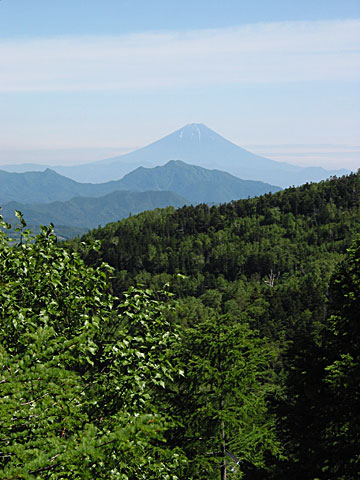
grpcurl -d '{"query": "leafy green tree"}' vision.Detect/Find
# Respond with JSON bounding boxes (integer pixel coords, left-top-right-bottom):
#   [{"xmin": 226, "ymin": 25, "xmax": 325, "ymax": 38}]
[{"xmin": 0, "ymin": 213, "xmax": 186, "ymax": 479}]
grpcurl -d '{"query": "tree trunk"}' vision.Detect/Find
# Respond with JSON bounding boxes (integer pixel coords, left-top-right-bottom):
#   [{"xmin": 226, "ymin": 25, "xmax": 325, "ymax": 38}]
[
  {"xmin": 220, "ymin": 398, "xmax": 226, "ymax": 480},
  {"xmin": 220, "ymin": 422, "xmax": 227, "ymax": 479}
]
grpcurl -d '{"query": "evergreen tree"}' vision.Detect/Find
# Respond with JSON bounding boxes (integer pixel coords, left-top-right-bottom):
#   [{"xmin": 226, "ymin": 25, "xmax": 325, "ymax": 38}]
[{"xmin": 170, "ymin": 313, "xmax": 281, "ymax": 479}]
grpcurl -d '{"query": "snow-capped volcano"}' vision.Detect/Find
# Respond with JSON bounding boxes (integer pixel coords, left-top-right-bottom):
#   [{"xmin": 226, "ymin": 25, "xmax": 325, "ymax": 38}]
[{"xmin": 87, "ymin": 123, "xmax": 346, "ymax": 186}]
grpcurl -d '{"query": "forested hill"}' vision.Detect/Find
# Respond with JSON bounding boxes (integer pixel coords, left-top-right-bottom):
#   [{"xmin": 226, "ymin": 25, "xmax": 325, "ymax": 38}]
[
  {"xmin": 70, "ymin": 172, "xmax": 360, "ymax": 479},
  {"xmin": 77, "ymin": 172, "xmax": 360, "ymax": 285}
]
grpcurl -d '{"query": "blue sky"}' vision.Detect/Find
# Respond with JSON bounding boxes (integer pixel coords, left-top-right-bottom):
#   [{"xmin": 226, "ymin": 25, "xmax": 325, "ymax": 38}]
[{"xmin": 0, "ymin": 0, "xmax": 359, "ymax": 169}]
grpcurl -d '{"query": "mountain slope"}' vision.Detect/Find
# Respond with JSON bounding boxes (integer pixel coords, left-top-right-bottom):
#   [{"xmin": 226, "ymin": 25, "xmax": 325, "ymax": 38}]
[
  {"xmin": 118, "ymin": 160, "xmax": 281, "ymax": 203},
  {"xmin": 2, "ymin": 190, "xmax": 187, "ymax": 229},
  {"xmin": 76, "ymin": 172, "xmax": 360, "ymax": 282},
  {"xmin": 0, "ymin": 124, "xmax": 348, "ymax": 186}
]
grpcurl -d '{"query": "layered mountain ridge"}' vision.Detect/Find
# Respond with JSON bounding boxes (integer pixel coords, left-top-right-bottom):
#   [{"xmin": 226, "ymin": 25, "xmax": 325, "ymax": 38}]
[
  {"xmin": 1, "ymin": 160, "xmax": 280, "ymax": 232},
  {"xmin": 0, "ymin": 160, "xmax": 280, "ymax": 206}
]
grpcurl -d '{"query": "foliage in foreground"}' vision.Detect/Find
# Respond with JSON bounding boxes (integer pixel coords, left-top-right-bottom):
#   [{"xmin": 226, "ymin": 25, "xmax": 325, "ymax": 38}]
[{"xmin": 0, "ymin": 213, "xmax": 186, "ymax": 479}]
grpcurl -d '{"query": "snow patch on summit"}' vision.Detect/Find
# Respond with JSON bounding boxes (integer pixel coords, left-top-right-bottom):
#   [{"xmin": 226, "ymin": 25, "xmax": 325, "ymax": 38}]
[
  {"xmin": 192, "ymin": 125, "xmax": 201, "ymax": 142},
  {"xmin": 178, "ymin": 123, "xmax": 203, "ymax": 143}
]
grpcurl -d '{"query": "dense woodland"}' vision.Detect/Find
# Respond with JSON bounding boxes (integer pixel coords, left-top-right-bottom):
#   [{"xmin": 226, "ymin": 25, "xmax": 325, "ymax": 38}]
[{"xmin": 1, "ymin": 172, "xmax": 360, "ymax": 479}]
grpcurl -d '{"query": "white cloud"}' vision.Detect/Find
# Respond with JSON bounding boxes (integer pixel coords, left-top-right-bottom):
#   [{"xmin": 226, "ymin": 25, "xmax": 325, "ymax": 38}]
[{"xmin": 0, "ymin": 19, "xmax": 359, "ymax": 92}]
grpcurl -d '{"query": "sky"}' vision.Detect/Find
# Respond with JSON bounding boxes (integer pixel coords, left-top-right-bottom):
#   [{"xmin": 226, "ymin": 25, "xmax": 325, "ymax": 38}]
[{"xmin": 0, "ymin": 0, "xmax": 359, "ymax": 170}]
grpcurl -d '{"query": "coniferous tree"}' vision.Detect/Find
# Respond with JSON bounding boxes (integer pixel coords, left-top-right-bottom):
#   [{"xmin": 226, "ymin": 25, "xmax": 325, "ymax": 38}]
[{"xmin": 169, "ymin": 313, "xmax": 281, "ymax": 479}]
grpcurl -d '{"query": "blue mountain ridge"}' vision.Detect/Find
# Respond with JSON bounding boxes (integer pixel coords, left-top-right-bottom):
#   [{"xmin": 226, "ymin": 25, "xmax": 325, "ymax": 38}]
[{"xmin": 0, "ymin": 159, "xmax": 281, "ymax": 206}]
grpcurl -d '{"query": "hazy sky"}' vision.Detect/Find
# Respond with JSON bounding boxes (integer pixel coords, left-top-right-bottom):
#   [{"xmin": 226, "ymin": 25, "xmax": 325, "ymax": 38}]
[{"xmin": 0, "ymin": 0, "xmax": 359, "ymax": 169}]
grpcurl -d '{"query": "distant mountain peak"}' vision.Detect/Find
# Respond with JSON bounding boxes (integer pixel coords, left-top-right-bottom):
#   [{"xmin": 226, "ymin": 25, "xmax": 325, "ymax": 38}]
[{"xmin": 165, "ymin": 159, "xmax": 186, "ymax": 166}]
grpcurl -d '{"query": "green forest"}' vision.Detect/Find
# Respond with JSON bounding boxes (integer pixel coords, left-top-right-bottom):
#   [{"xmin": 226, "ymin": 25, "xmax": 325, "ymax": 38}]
[{"xmin": 1, "ymin": 172, "xmax": 360, "ymax": 479}]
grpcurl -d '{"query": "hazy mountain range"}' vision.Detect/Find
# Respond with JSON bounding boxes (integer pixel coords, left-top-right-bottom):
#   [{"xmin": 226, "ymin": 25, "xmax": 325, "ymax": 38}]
[
  {"xmin": 0, "ymin": 160, "xmax": 280, "ymax": 206},
  {"xmin": 1, "ymin": 160, "xmax": 281, "ymax": 232},
  {"xmin": 1, "ymin": 124, "xmax": 348, "ymax": 187}
]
